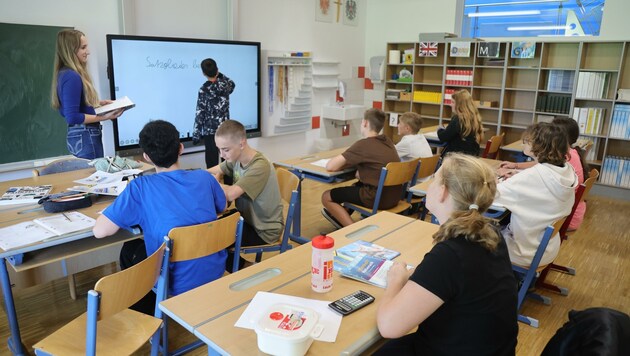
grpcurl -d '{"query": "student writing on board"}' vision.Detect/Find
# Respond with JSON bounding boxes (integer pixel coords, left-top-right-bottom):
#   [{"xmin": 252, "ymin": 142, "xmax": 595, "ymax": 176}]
[
  {"xmin": 51, "ymin": 29, "xmax": 124, "ymax": 159},
  {"xmin": 192, "ymin": 58, "xmax": 235, "ymax": 168}
]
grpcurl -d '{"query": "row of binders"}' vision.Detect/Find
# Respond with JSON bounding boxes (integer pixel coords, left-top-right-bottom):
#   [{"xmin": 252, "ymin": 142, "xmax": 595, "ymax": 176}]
[
  {"xmin": 445, "ymin": 69, "xmax": 473, "ymax": 86},
  {"xmin": 546, "ymin": 70, "xmax": 575, "ymax": 92},
  {"xmin": 576, "ymin": 71, "xmax": 611, "ymax": 99},
  {"xmin": 609, "ymin": 104, "xmax": 630, "ymax": 139},
  {"xmin": 572, "ymin": 106, "xmax": 606, "ymax": 135},
  {"xmin": 600, "ymin": 156, "xmax": 630, "ymax": 188},
  {"xmin": 537, "ymin": 94, "xmax": 571, "ymax": 115}
]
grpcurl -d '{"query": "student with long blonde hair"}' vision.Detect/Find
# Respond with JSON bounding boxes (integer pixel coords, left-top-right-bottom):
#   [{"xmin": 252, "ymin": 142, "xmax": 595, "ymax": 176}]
[
  {"xmin": 375, "ymin": 153, "xmax": 517, "ymax": 355},
  {"xmin": 51, "ymin": 29, "xmax": 123, "ymax": 159},
  {"xmin": 437, "ymin": 89, "xmax": 484, "ymax": 156}
]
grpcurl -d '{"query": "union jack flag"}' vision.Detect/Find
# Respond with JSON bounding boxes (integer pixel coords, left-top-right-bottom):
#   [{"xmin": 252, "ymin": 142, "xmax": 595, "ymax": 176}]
[{"xmin": 419, "ymin": 42, "xmax": 438, "ymax": 57}]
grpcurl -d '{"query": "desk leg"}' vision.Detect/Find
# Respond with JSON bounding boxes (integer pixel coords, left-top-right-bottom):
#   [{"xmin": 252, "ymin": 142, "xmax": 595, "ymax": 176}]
[{"xmin": 0, "ymin": 258, "xmax": 25, "ymax": 355}]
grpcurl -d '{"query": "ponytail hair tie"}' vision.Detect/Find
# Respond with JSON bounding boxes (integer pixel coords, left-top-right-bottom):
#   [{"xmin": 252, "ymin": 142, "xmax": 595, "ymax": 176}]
[{"xmin": 469, "ymin": 204, "xmax": 479, "ymax": 210}]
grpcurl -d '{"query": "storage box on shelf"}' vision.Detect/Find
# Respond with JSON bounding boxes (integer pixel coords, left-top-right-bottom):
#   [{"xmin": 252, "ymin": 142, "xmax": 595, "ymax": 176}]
[{"xmin": 383, "ymin": 40, "xmax": 630, "ymax": 191}]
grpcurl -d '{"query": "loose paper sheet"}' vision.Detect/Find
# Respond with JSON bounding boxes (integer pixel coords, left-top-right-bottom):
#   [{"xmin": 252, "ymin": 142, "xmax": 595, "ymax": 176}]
[
  {"xmin": 424, "ymin": 131, "xmax": 439, "ymax": 140},
  {"xmin": 235, "ymin": 291, "xmax": 342, "ymax": 342},
  {"xmin": 310, "ymin": 159, "xmax": 331, "ymax": 168}
]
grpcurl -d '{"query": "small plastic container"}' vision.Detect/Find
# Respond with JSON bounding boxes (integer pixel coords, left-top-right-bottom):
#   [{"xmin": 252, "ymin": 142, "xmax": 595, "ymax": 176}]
[
  {"xmin": 255, "ymin": 303, "xmax": 322, "ymax": 356},
  {"xmin": 311, "ymin": 235, "xmax": 334, "ymax": 293}
]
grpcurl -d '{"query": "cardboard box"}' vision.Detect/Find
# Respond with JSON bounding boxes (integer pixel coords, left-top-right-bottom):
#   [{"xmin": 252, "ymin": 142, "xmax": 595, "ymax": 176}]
[
  {"xmin": 474, "ymin": 100, "xmax": 497, "ymax": 108},
  {"xmin": 399, "ymin": 92, "xmax": 412, "ymax": 101}
]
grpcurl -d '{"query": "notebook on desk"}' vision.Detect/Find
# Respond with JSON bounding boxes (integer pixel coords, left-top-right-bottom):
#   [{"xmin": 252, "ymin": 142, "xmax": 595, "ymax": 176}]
[{"xmin": 0, "ymin": 211, "xmax": 95, "ymax": 251}]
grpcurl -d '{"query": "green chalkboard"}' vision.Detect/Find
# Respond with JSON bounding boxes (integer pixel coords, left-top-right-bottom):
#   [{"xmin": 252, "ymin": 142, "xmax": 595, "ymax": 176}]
[{"xmin": 0, "ymin": 23, "xmax": 70, "ymax": 165}]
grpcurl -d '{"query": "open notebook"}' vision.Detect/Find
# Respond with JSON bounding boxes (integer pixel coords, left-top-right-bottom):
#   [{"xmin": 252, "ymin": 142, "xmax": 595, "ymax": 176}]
[{"xmin": 0, "ymin": 212, "xmax": 95, "ymax": 251}]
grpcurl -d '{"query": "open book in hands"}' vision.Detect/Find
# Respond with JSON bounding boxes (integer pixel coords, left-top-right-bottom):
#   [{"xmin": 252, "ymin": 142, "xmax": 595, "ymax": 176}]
[{"xmin": 95, "ymin": 96, "xmax": 135, "ymax": 115}]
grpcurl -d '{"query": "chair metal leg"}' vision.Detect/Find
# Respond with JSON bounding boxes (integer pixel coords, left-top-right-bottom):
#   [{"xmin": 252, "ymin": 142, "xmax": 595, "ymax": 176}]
[
  {"xmin": 171, "ymin": 339, "xmax": 205, "ymax": 356},
  {"xmin": 0, "ymin": 258, "xmax": 25, "ymax": 356},
  {"xmin": 550, "ymin": 263, "xmax": 576, "ymax": 275},
  {"xmin": 536, "ymin": 265, "xmax": 570, "ymax": 296},
  {"xmin": 518, "ymin": 314, "xmax": 539, "ymax": 328},
  {"xmin": 68, "ymin": 274, "xmax": 77, "ymax": 300},
  {"xmin": 527, "ymin": 292, "xmax": 552, "ymax": 305}
]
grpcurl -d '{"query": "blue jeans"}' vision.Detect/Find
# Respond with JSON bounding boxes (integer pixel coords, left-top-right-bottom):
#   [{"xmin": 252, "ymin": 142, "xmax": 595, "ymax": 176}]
[{"xmin": 66, "ymin": 125, "xmax": 104, "ymax": 159}]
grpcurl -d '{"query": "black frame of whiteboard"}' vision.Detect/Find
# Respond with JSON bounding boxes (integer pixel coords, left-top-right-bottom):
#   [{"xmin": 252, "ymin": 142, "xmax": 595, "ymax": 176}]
[{"xmin": 105, "ymin": 34, "xmax": 261, "ymax": 155}]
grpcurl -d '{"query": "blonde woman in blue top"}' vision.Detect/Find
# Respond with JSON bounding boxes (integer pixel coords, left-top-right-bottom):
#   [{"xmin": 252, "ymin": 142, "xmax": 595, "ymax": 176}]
[{"xmin": 51, "ymin": 29, "xmax": 123, "ymax": 159}]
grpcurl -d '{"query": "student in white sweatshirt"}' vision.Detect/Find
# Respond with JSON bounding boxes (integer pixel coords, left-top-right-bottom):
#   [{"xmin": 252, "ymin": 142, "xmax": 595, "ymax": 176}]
[
  {"xmin": 494, "ymin": 122, "xmax": 577, "ymax": 267},
  {"xmin": 395, "ymin": 112, "xmax": 433, "ymax": 162}
]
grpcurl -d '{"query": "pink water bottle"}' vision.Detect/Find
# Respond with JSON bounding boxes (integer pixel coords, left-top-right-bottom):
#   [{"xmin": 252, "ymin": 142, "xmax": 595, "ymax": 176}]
[{"xmin": 311, "ymin": 235, "xmax": 334, "ymax": 293}]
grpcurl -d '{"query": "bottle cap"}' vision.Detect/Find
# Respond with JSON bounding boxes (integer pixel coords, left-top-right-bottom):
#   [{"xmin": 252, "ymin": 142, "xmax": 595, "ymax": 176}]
[{"xmin": 312, "ymin": 235, "xmax": 334, "ymax": 249}]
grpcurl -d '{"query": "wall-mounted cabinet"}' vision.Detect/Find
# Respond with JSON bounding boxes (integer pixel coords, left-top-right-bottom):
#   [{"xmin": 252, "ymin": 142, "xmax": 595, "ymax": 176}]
[
  {"xmin": 312, "ymin": 61, "xmax": 339, "ymax": 89},
  {"xmin": 383, "ymin": 40, "xmax": 630, "ymax": 190}
]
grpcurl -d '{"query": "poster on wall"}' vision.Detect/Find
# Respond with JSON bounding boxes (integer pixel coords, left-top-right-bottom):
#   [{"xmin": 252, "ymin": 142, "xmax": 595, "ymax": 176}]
[
  {"xmin": 510, "ymin": 41, "xmax": 536, "ymax": 58},
  {"xmin": 343, "ymin": 0, "xmax": 358, "ymax": 26},
  {"xmin": 315, "ymin": 0, "xmax": 333, "ymax": 23},
  {"xmin": 450, "ymin": 42, "xmax": 471, "ymax": 57},
  {"xmin": 477, "ymin": 42, "xmax": 500, "ymax": 58}
]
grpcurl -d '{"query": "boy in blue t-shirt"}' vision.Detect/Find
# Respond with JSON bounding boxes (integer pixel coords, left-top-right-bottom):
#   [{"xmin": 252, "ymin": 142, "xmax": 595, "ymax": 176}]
[{"xmin": 93, "ymin": 120, "xmax": 226, "ymax": 313}]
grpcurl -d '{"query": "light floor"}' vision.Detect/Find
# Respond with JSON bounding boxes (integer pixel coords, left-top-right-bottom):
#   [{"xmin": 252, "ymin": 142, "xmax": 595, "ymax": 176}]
[{"xmin": 1, "ymin": 178, "xmax": 628, "ymax": 355}]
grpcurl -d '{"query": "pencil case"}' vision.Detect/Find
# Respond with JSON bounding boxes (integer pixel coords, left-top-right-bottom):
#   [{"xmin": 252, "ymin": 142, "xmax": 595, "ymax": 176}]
[{"xmin": 40, "ymin": 195, "xmax": 92, "ymax": 213}]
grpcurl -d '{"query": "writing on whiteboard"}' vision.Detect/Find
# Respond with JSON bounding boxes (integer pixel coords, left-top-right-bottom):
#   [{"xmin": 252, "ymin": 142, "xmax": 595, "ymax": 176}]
[{"xmin": 145, "ymin": 57, "xmax": 204, "ymax": 70}]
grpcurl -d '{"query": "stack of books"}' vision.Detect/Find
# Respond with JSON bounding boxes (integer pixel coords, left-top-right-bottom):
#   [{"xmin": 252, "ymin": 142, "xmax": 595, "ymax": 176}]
[
  {"xmin": 413, "ymin": 90, "xmax": 442, "ymax": 103},
  {"xmin": 609, "ymin": 104, "xmax": 630, "ymax": 139},
  {"xmin": 576, "ymin": 71, "xmax": 611, "ymax": 99},
  {"xmin": 600, "ymin": 156, "xmax": 630, "ymax": 188},
  {"xmin": 546, "ymin": 70, "xmax": 575, "ymax": 92},
  {"xmin": 572, "ymin": 107, "xmax": 606, "ymax": 135},
  {"xmin": 445, "ymin": 69, "xmax": 473, "ymax": 86}
]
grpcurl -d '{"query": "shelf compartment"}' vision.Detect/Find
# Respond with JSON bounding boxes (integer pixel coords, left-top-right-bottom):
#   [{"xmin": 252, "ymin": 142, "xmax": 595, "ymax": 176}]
[
  {"xmin": 505, "ymin": 68, "xmax": 539, "ymax": 90},
  {"xmin": 471, "ymin": 87, "xmax": 501, "ymax": 104},
  {"xmin": 503, "ymin": 90, "xmax": 536, "ymax": 111},
  {"xmin": 580, "ymin": 42, "xmax": 624, "ymax": 71},
  {"xmin": 501, "ymin": 111, "xmax": 534, "ymax": 127},
  {"xmin": 619, "ymin": 43, "xmax": 630, "ymax": 89},
  {"xmin": 541, "ymin": 42, "xmax": 579, "ymax": 69},
  {"xmin": 412, "ymin": 102, "xmax": 441, "ymax": 118},
  {"xmin": 473, "ymin": 67, "xmax": 503, "ymax": 88},
  {"xmin": 481, "ymin": 108, "xmax": 499, "ymax": 125},
  {"xmin": 384, "ymin": 100, "xmax": 412, "ymax": 113},
  {"xmin": 413, "ymin": 66, "xmax": 443, "ymax": 84}
]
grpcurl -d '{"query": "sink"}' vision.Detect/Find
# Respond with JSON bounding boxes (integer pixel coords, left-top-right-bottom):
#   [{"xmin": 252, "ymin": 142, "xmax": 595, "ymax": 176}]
[{"xmin": 321, "ymin": 104, "xmax": 365, "ymax": 121}]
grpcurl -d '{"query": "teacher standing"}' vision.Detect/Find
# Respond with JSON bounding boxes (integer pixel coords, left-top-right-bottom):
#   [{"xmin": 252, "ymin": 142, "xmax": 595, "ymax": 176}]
[{"xmin": 51, "ymin": 29, "xmax": 123, "ymax": 159}]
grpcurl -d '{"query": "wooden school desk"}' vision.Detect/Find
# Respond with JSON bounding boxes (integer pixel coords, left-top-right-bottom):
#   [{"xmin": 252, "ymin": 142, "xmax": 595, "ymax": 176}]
[
  {"xmin": 274, "ymin": 147, "xmax": 355, "ymax": 244},
  {"xmin": 160, "ymin": 212, "xmax": 439, "ymax": 355},
  {"xmin": 0, "ymin": 164, "xmax": 151, "ymax": 355}
]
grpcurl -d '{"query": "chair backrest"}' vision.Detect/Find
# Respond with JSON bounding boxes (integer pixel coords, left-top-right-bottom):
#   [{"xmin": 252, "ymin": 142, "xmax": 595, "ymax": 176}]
[
  {"xmin": 482, "ymin": 132, "xmax": 505, "ymax": 159},
  {"xmin": 383, "ymin": 159, "xmax": 421, "ymax": 187},
  {"xmin": 33, "ymin": 158, "xmax": 91, "ymax": 177},
  {"xmin": 276, "ymin": 168, "xmax": 300, "ymax": 206},
  {"xmin": 168, "ymin": 212, "xmax": 242, "ymax": 264},
  {"xmin": 559, "ymin": 184, "xmax": 586, "ymax": 240},
  {"xmin": 582, "ymin": 169, "xmax": 599, "ymax": 200},
  {"xmin": 93, "ymin": 242, "xmax": 168, "ymax": 321},
  {"xmin": 417, "ymin": 154, "xmax": 440, "ymax": 180}
]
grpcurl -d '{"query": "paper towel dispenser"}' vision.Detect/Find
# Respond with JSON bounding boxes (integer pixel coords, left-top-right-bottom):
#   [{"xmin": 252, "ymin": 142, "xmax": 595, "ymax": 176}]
[{"xmin": 369, "ymin": 56, "xmax": 385, "ymax": 83}]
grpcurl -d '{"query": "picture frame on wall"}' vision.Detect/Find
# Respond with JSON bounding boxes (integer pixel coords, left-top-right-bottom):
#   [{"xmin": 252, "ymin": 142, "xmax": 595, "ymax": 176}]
[
  {"xmin": 450, "ymin": 42, "xmax": 471, "ymax": 57},
  {"xmin": 315, "ymin": 0, "xmax": 333, "ymax": 23},
  {"xmin": 511, "ymin": 41, "xmax": 536, "ymax": 59},
  {"xmin": 343, "ymin": 0, "xmax": 358, "ymax": 26},
  {"xmin": 477, "ymin": 42, "xmax": 500, "ymax": 58}
]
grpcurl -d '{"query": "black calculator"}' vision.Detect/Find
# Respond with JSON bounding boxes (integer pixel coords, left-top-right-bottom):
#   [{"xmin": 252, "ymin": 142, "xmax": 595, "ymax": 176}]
[{"xmin": 328, "ymin": 290, "xmax": 375, "ymax": 316}]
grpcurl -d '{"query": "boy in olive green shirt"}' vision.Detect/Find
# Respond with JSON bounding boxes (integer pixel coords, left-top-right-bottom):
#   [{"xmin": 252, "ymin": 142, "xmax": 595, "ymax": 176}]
[{"xmin": 208, "ymin": 120, "xmax": 283, "ymax": 267}]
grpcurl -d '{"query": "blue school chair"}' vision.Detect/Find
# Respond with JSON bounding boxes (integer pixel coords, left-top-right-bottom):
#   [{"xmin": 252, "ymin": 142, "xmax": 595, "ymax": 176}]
[
  {"xmin": 239, "ymin": 168, "xmax": 300, "ymax": 262},
  {"xmin": 33, "ymin": 241, "xmax": 169, "ymax": 356},
  {"xmin": 160, "ymin": 213, "xmax": 244, "ymax": 355},
  {"xmin": 344, "ymin": 159, "xmax": 420, "ymax": 218},
  {"xmin": 512, "ymin": 217, "xmax": 566, "ymax": 328}
]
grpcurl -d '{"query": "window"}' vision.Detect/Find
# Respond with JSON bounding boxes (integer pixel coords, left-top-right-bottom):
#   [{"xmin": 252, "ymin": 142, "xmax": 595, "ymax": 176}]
[{"xmin": 461, "ymin": 0, "xmax": 606, "ymax": 38}]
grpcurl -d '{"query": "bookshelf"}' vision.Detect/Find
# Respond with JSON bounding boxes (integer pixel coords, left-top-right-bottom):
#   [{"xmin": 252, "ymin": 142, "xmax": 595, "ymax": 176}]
[{"xmin": 383, "ymin": 40, "xmax": 630, "ymax": 190}]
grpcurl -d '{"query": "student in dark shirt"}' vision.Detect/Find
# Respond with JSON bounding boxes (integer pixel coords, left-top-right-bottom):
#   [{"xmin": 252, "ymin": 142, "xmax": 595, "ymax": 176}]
[
  {"xmin": 376, "ymin": 153, "xmax": 518, "ymax": 356},
  {"xmin": 437, "ymin": 89, "xmax": 484, "ymax": 156}
]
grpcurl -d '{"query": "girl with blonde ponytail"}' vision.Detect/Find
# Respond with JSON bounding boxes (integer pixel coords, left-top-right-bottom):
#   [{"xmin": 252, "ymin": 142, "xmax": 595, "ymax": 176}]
[
  {"xmin": 375, "ymin": 153, "xmax": 517, "ymax": 355},
  {"xmin": 51, "ymin": 29, "xmax": 124, "ymax": 159}
]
